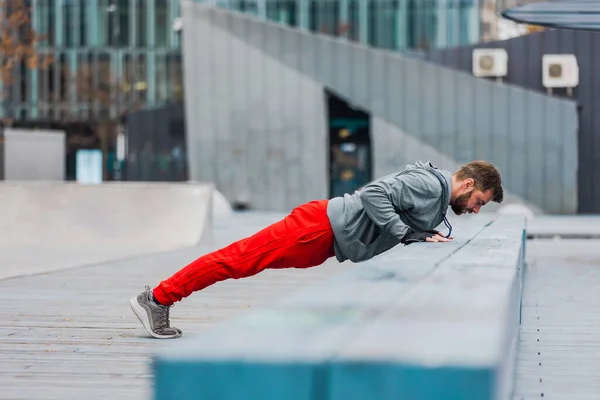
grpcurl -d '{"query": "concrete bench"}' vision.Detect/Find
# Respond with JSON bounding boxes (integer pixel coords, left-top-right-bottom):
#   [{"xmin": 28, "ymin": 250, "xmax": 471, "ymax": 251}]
[{"xmin": 153, "ymin": 215, "xmax": 526, "ymax": 400}]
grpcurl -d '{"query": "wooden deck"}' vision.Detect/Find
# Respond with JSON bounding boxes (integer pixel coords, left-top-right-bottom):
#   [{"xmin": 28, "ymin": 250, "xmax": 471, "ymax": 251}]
[
  {"xmin": 4, "ymin": 212, "xmax": 600, "ymax": 399},
  {"xmin": 0, "ymin": 212, "xmax": 347, "ymax": 400},
  {"xmin": 514, "ymin": 238, "xmax": 600, "ymax": 399}
]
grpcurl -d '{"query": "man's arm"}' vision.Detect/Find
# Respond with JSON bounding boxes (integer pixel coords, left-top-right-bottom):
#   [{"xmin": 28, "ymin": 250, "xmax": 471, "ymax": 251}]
[
  {"xmin": 358, "ymin": 175, "xmax": 416, "ymax": 240},
  {"xmin": 358, "ymin": 173, "xmax": 449, "ymax": 243}
]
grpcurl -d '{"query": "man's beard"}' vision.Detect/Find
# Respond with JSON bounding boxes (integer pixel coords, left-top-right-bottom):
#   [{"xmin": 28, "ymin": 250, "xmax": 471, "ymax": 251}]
[{"xmin": 451, "ymin": 191, "xmax": 473, "ymax": 215}]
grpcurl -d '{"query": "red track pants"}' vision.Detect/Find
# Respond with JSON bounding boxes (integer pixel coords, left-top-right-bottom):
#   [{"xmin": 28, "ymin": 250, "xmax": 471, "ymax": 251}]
[{"xmin": 153, "ymin": 199, "xmax": 336, "ymax": 306}]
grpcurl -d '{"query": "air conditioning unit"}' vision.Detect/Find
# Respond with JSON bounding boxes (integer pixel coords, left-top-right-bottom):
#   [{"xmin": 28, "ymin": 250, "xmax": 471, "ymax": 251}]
[
  {"xmin": 472, "ymin": 48, "xmax": 508, "ymax": 78},
  {"xmin": 542, "ymin": 54, "xmax": 579, "ymax": 88}
]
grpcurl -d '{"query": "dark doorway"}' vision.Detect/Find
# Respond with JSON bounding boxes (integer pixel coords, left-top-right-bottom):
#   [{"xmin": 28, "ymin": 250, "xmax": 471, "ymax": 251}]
[{"xmin": 326, "ymin": 90, "xmax": 372, "ymax": 198}]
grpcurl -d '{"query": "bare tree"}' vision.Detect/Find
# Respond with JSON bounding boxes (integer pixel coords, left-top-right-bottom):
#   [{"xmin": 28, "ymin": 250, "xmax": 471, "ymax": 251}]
[{"xmin": 0, "ymin": 0, "xmax": 52, "ymax": 123}]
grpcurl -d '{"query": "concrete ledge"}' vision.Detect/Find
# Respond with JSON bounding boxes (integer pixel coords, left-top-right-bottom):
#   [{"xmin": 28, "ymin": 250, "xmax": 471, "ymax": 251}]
[{"xmin": 153, "ymin": 215, "xmax": 526, "ymax": 400}]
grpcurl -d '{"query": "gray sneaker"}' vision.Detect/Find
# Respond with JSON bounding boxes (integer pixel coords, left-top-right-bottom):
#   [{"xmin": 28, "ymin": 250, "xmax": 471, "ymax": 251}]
[{"xmin": 129, "ymin": 286, "xmax": 182, "ymax": 339}]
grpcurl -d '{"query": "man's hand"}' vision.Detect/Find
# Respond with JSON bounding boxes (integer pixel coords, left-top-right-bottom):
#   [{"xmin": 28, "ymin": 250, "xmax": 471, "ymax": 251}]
[
  {"xmin": 425, "ymin": 232, "xmax": 452, "ymax": 243},
  {"xmin": 402, "ymin": 229, "xmax": 452, "ymax": 245}
]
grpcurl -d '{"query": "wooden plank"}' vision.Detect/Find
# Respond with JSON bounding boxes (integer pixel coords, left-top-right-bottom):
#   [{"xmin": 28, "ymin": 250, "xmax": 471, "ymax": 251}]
[
  {"xmin": 0, "ymin": 212, "xmax": 347, "ymax": 400},
  {"xmin": 513, "ymin": 238, "xmax": 600, "ymax": 399}
]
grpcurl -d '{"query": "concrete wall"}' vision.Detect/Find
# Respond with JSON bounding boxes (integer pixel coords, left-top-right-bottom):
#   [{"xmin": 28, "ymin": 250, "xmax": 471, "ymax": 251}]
[
  {"xmin": 183, "ymin": 2, "xmax": 328, "ymax": 210},
  {"xmin": 1, "ymin": 128, "xmax": 65, "ymax": 181},
  {"xmin": 182, "ymin": 2, "xmax": 579, "ymax": 213}
]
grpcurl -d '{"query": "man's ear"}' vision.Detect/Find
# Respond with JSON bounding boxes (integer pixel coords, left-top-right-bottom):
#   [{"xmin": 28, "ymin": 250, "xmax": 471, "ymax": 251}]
[{"xmin": 463, "ymin": 178, "xmax": 475, "ymax": 190}]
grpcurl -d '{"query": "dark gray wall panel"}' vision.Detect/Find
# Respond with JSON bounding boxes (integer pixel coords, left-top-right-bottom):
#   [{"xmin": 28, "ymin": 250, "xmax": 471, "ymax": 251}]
[{"xmin": 425, "ymin": 29, "xmax": 596, "ymax": 212}]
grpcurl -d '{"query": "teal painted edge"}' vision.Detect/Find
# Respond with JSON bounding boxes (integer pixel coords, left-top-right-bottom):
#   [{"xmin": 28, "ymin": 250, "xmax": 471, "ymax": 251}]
[
  {"xmin": 329, "ymin": 362, "xmax": 495, "ymax": 400},
  {"xmin": 153, "ymin": 357, "xmax": 495, "ymax": 400},
  {"xmin": 153, "ymin": 358, "xmax": 326, "ymax": 400},
  {"xmin": 520, "ymin": 227, "xmax": 527, "ymax": 326}
]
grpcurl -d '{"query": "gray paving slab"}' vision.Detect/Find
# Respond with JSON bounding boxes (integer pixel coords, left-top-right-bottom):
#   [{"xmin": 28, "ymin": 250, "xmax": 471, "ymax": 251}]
[
  {"xmin": 0, "ymin": 211, "xmax": 347, "ymax": 400},
  {"xmin": 526, "ymin": 216, "xmax": 600, "ymax": 238},
  {"xmin": 513, "ymin": 239, "xmax": 600, "ymax": 400}
]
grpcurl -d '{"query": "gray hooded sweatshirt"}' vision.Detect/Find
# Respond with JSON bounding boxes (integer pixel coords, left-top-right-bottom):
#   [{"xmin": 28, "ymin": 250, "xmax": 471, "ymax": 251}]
[{"xmin": 326, "ymin": 161, "xmax": 452, "ymax": 263}]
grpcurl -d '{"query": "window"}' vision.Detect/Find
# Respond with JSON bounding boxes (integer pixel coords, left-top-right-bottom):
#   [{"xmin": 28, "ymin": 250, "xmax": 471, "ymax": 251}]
[
  {"xmin": 44, "ymin": 0, "xmax": 56, "ymax": 46},
  {"xmin": 107, "ymin": 0, "xmax": 129, "ymax": 47},
  {"xmin": 118, "ymin": 0, "xmax": 130, "ymax": 46},
  {"xmin": 166, "ymin": 53, "xmax": 183, "ymax": 101},
  {"xmin": 95, "ymin": 52, "xmax": 113, "ymax": 116},
  {"xmin": 458, "ymin": 0, "xmax": 471, "ymax": 45},
  {"xmin": 19, "ymin": 61, "xmax": 28, "ymax": 103},
  {"xmin": 57, "ymin": 53, "xmax": 68, "ymax": 103},
  {"xmin": 322, "ymin": 0, "xmax": 340, "ymax": 35},
  {"xmin": 155, "ymin": 54, "xmax": 168, "ymax": 102},
  {"xmin": 123, "ymin": 53, "xmax": 135, "ymax": 105},
  {"xmin": 61, "ymin": 0, "xmax": 88, "ymax": 47},
  {"xmin": 368, "ymin": 0, "xmax": 398, "ymax": 49},
  {"xmin": 79, "ymin": 1, "xmax": 87, "ymax": 46},
  {"xmin": 136, "ymin": 0, "xmax": 147, "ymax": 47},
  {"xmin": 38, "ymin": 55, "xmax": 48, "ymax": 104},
  {"xmin": 406, "ymin": 0, "xmax": 438, "ymax": 51},
  {"xmin": 266, "ymin": 1, "xmax": 297, "ymax": 26},
  {"xmin": 155, "ymin": 0, "xmax": 169, "ymax": 47},
  {"xmin": 97, "ymin": 0, "xmax": 108, "ymax": 46},
  {"xmin": 63, "ymin": 0, "xmax": 73, "ymax": 47},
  {"xmin": 407, "ymin": 0, "xmax": 436, "ymax": 51},
  {"xmin": 76, "ymin": 52, "xmax": 93, "ymax": 104},
  {"xmin": 136, "ymin": 54, "xmax": 147, "ymax": 104},
  {"xmin": 107, "ymin": 0, "xmax": 117, "ymax": 46},
  {"xmin": 46, "ymin": 53, "xmax": 69, "ymax": 119},
  {"xmin": 309, "ymin": 0, "xmax": 339, "ymax": 35},
  {"xmin": 348, "ymin": 0, "xmax": 359, "ymax": 41},
  {"xmin": 122, "ymin": 53, "xmax": 148, "ymax": 106},
  {"xmin": 237, "ymin": 1, "xmax": 259, "ymax": 16},
  {"xmin": 36, "ymin": 0, "xmax": 54, "ymax": 47}
]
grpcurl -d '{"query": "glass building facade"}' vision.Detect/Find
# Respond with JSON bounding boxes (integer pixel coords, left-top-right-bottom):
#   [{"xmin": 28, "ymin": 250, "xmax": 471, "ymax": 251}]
[
  {"xmin": 219, "ymin": 0, "xmax": 482, "ymax": 52},
  {"xmin": 4, "ymin": 0, "xmax": 184, "ymax": 121},
  {"xmin": 3, "ymin": 0, "xmax": 480, "ymax": 121}
]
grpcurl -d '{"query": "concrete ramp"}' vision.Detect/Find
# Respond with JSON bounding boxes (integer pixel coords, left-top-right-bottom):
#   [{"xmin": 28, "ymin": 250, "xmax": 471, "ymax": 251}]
[{"xmin": 0, "ymin": 182, "xmax": 214, "ymax": 280}]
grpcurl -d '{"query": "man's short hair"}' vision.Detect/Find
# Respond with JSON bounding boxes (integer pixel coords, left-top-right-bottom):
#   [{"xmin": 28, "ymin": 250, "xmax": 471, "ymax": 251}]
[{"xmin": 455, "ymin": 161, "xmax": 504, "ymax": 203}]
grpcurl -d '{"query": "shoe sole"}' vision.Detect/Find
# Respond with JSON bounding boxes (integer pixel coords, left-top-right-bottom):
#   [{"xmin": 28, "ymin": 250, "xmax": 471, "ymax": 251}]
[{"xmin": 129, "ymin": 297, "xmax": 182, "ymax": 339}]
